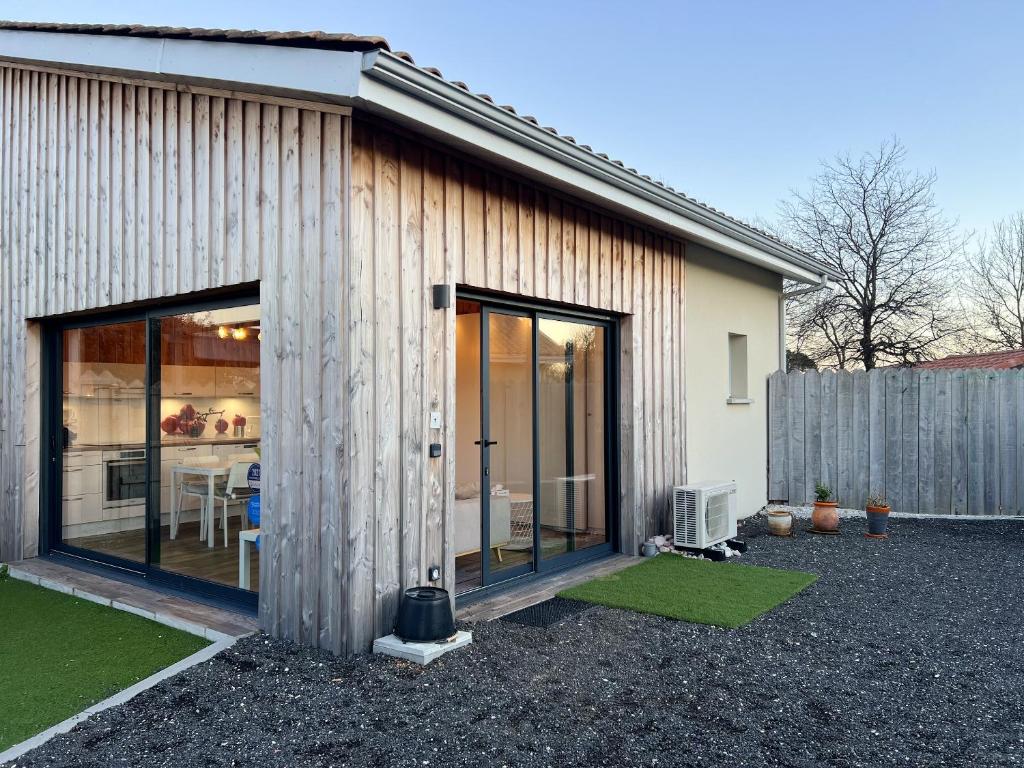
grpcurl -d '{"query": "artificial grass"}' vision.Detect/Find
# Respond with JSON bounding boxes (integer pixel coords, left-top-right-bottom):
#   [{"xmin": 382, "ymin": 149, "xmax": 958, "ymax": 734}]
[
  {"xmin": 559, "ymin": 554, "xmax": 817, "ymax": 629},
  {"xmin": 0, "ymin": 576, "xmax": 209, "ymax": 751}
]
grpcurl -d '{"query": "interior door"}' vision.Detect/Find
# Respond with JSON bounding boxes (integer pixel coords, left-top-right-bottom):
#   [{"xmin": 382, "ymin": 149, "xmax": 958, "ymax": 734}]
[{"xmin": 480, "ymin": 307, "xmax": 537, "ymax": 586}]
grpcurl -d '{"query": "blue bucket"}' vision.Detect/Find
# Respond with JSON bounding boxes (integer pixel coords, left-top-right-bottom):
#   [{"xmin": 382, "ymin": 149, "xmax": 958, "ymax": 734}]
[{"xmin": 247, "ymin": 495, "xmax": 261, "ymax": 551}]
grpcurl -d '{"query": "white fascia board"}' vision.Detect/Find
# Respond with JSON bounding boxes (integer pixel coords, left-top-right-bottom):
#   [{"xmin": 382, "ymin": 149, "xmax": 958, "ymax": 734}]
[
  {"xmin": 0, "ymin": 30, "xmax": 364, "ymax": 104},
  {"xmin": 357, "ymin": 51, "xmax": 835, "ymax": 285}
]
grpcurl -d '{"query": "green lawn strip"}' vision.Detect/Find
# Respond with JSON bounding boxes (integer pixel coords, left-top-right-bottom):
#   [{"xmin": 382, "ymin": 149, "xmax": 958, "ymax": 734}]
[
  {"xmin": 0, "ymin": 577, "xmax": 209, "ymax": 751},
  {"xmin": 559, "ymin": 554, "xmax": 817, "ymax": 628}
]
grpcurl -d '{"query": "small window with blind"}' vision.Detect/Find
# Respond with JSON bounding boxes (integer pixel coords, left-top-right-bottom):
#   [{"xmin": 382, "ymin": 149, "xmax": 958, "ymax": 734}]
[{"xmin": 728, "ymin": 333, "xmax": 751, "ymax": 403}]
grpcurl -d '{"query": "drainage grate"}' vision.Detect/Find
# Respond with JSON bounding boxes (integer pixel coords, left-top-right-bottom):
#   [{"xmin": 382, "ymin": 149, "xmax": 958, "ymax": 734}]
[{"xmin": 500, "ymin": 597, "xmax": 594, "ymax": 628}]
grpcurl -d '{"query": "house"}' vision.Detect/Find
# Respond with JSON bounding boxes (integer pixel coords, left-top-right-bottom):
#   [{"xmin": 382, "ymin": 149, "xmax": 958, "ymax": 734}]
[
  {"xmin": 916, "ymin": 349, "xmax": 1024, "ymax": 370},
  {"xmin": 0, "ymin": 22, "xmax": 839, "ymax": 654}
]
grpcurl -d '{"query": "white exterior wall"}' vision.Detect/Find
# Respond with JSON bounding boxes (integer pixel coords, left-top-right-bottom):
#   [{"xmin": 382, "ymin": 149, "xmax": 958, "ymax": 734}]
[{"xmin": 684, "ymin": 243, "xmax": 782, "ymax": 518}]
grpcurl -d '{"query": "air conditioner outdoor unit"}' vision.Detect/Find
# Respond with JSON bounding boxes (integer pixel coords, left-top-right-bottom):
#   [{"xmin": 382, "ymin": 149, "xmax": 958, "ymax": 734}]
[{"xmin": 672, "ymin": 481, "xmax": 738, "ymax": 550}]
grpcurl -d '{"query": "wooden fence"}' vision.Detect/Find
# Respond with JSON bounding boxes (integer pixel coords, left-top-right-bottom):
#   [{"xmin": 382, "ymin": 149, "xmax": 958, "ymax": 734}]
[{"xmin": 768, "ymin": 368, "xmax": 1024, "ymax": 516}]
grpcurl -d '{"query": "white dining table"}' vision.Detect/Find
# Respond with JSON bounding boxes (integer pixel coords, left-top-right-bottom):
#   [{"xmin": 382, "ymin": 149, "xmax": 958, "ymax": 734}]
[
  {"xmin": 239, "ymin": 528, "xmax": 260, "ymax": 590},
  {"xmin": 171, "ymin": 463, "xmax": 230, "ymax": 548}
]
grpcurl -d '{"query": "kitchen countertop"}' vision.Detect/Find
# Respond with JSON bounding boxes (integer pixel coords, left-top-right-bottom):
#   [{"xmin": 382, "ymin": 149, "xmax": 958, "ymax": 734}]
[{"xmin": 65, "ymin": 436, "xmax": 261, "ymax": 453}]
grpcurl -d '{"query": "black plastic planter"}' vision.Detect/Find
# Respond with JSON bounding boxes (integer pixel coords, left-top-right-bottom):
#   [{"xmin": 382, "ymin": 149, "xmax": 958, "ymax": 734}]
[{"xmin": 394, "ymin": 586, "xmax": 456, "ymax": 643}]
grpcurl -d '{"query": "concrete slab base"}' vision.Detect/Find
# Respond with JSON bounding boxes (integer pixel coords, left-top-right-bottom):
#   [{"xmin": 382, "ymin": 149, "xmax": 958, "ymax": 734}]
[
  {"xmin": 4, "ymin": 558, "xmax": 256, "ymax": 640},
  {"xmin": 373, "ymin": 631, "xmax": 472, "ymax": 664}
]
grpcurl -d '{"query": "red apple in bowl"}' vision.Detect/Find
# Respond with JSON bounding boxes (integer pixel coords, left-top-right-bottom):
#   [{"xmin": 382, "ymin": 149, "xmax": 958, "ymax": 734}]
[
  {"xmin": 215, "ymin": 418, "xmax": 229, "ymax": 434},
  {"xmin": 179, "ymin": 404, "xmax": 196, "ymax": 422},
  {"xmin": 160, "ymin": 414, "xmax": 179, "ymax": 435}
]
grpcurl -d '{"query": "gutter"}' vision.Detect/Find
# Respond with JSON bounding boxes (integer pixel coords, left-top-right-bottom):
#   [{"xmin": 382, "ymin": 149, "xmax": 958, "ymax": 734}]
[{"xmin": 778, "ymin": 275, "xmax": 830, "ymax": 370}]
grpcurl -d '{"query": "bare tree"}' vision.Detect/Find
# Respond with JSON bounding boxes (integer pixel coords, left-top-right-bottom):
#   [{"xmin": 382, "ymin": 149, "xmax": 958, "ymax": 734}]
[
  {"xmin": 964, "ymin": 212, "xmax": 1024, "ymax": 349},
  {"xmin": 781, "ymin": 140, "xmax": 964, "ymax": 370}
]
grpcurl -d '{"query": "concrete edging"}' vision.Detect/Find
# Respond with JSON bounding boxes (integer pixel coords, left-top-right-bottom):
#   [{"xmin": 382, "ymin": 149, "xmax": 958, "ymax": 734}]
[
  {"xmin": 0, "ymin": 635, "xmax": 236, "ymax": 764},
  {"xmin": 763, "ymin": 505, "xmax": 1024, "ymax": 522}
]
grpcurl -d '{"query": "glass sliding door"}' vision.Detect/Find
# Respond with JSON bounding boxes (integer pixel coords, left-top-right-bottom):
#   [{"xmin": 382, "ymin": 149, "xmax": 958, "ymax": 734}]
[
  {"xmin": 60, "ymin": 321, "xmax": 147, "ymax": 562},
  {"xmin": 453, "ymin": 299, "xmax": 484, "ymax": 592},
  {"xmin": 151, "ymin": 303, "xmax": 261, "ymax": 591},
  {"xmin": 49, "ymin": 295, "xmax": 261, "ymax": 603},
  {"xmin": 453, "ymin": 297, "xmax": 614, "ymax": 596},
  {"xmin": 537, "ymin": 318, "xmax": 607, "ymax": 561},
  {"xmin": 481, "ymin": 308, "xmax": 536, "ymax": 584}
]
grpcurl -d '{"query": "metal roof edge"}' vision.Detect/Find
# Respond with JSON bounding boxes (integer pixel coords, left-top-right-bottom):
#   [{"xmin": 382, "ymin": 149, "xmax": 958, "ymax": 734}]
[{"xmin": 361, "ymin": 50, "xmax": 840, "ymax": 284}]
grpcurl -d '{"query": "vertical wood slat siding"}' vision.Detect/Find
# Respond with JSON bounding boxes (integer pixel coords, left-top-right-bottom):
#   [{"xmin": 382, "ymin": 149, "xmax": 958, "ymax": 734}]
[
  {"xmin": 344, "ymin": 119, "xmax": 686, "ymax": 648},
  {"xmin": 2, "ymin": 66, "xmax": 689, "ymax": 655},
  {"xmin": 768, "ymin": 368, "xmax": 1024, "ymax": 515},
  {"xmin": 0, "ymin": 68, "xmax": 348, "ymax": 651}
]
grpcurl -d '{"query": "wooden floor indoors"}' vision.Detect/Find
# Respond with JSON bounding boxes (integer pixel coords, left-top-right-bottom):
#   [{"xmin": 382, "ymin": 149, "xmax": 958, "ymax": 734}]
[
  {"xmin": 455, "ymin": 528, "xmax": 607, "ymax": 593},
  {"xmin": 65, "ymin": 518, "xmax": 258, "ymax": 592}
]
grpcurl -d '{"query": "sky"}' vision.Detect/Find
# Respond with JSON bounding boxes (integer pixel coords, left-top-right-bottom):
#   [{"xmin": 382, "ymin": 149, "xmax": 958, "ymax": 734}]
[{"xmin": 4, "ymin": 0, "xmax": 1023, "ymax": 238}]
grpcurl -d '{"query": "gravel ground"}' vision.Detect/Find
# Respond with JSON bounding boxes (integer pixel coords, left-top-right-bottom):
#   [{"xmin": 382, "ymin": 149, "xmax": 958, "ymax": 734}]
[{"xmin": 8, "ymin": 516, "xmax": 1024, "ymax": 768}]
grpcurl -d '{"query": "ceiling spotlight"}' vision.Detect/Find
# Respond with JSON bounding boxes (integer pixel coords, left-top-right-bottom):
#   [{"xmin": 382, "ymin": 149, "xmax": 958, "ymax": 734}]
[
  {"xmin": 217, "ymin": 326, "xmax": 230, "ymax": 339},
  {"xmin": 231, "ymin": 327, "xmax": 248, "ymax": 341}
]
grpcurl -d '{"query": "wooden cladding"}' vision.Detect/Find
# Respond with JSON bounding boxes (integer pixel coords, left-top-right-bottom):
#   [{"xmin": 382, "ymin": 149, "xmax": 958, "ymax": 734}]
[
  {"xmin": 1, "ymin": 61, "xmax": 687, "ymax": 656},
  {"xmin": 344, "ymin": 118, "xmax": 686, "ymax": 651},
  {"xmin": 0, "ymin": 66, "xmax": 347, "ymax": 655}
]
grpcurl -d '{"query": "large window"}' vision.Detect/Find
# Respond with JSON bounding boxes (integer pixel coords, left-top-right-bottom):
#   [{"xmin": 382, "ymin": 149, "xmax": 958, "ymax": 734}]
[{"xmin": 54, "ymin": 296, "xmax": 261, "ymax": 599}]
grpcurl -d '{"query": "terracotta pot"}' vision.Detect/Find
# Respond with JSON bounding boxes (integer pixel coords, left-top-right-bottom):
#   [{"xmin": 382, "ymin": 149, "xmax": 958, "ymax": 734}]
[
  {"xmin": 866, "ymin": 504, "xmax": 891, "ymax": 538},
  {"xmin": 812, "ymin": 501, "xmax": 839, "ymax": 532},
  {"xmin": 767, "ymin": 509, "xmax": 793, "ymax": 536}
]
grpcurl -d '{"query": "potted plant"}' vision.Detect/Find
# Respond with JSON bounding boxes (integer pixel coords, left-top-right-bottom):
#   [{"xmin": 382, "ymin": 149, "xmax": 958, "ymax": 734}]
[
  {"xmin": 766, "ymin": 506, "xmax": 794, "ymax": 536},
  {"xmin": 811, "ymin": 483, "xmax": 839, "ymax": 532},
  {"xmin": 865, "ymin": 492, "xmax": 891, "ymax": 539}
]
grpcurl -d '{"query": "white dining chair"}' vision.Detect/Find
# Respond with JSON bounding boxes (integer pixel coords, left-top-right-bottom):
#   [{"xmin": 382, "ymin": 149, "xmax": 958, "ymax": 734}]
[
  {"xmin": 175, "ymin": 455, "xmax": 222, "ymax": 542},
  {"xmin": 209, "ymin": 455, "xmax": 260, "ymax": 547}
]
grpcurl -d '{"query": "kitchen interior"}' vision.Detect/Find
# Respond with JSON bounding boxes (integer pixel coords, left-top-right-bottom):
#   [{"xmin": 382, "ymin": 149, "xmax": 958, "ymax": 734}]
[{"xmin": 61, "ymin": 303, "xmax": 261, "ymax": 592}]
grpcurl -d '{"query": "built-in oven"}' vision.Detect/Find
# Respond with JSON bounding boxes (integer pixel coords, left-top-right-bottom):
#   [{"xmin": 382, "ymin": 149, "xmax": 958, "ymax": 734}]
[{"xmin": 101, "ymin": 448, "xmax": 147, "ymax": 510}]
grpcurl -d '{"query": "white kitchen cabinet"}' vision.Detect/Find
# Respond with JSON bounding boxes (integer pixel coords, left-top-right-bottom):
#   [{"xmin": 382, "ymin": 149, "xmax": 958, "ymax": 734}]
[
  {"xmin": 159, "ymin": 444, "xmax": 214, "ymax": 461},
  {"xmin": 210, "ymin": 442, "xmax": 260, "ymax": 461},
  {"xmin": 62, "ymin": 461, "xmax": 102, "ymax": 496},
  {"xmin": 215, "ymin": 365, "xmax": 260, "ymax": 398},
  {"xmin": 161, "ymin": 364, "xmax": 216, "ymax": 398},
  {"xmin": 103, "ymin": 502, "xmax": 145, "ymax": 523},
  {"xmin": 64, "ymin": 450, "xmax": 101, "ymax": 469},
  {"xmin": 63, "ymin": 362, "xmax": 145, "ymax": 398},
  {"xmin": 62, "ymin": 493, "xmax": 103, "ymax": 525}
]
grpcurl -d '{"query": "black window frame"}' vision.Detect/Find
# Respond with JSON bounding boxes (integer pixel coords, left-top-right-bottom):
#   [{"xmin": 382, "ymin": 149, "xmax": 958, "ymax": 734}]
[
  {"xmin": 39, "ymin": 286, "xmax": 261, "ymax": 611},
  {"xmin": 458, "ymin": 288, "xmax": 622, "ymax": 596}
]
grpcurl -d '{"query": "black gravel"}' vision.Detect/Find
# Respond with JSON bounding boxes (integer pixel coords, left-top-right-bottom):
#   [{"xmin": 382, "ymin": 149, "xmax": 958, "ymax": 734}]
[{"xmin": 8, "ymin": 516, "xmax": 1024, "ymax": 767}]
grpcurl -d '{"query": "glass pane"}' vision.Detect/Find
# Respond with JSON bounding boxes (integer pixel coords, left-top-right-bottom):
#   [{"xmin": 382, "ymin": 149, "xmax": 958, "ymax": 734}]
[
  {"xmin": 454, "ymin": 300, "xmax": 482, "ymax": 593},
  {"xmin": 487, "ymin": 312, "xmax": 535, "ymax": 578},
  {"xmin": 538, "ymin": 319, "xmax": 607, "ymax": 559},
  {"xmin": 153, "ymin": 303, "xmax": 261, "ymax": 591},
  {"xmin": 61, "ymin": 321, "xmax": 147, "ymax": 562}
]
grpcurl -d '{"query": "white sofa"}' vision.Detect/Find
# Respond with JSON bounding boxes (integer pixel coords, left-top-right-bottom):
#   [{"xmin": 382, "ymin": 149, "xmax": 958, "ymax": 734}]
[{"xmin": 454, "ymin": 491, "xmax": 511, "ymax": 558}]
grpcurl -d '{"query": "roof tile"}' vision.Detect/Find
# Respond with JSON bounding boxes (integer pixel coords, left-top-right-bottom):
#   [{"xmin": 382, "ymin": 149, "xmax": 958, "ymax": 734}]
[
  {"xmin": 0, "ymin": 20, "xmax": 388, "ymax": 51},
  {"xmin": 916, "ymin": 350, "xmax": 1024, "ymax": 370}
]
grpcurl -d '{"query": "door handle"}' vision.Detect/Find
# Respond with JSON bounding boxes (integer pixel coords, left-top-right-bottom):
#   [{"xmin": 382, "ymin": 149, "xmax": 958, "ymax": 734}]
[{"xmin": 474, "ymin": 439, "xmax": 499, "ymax": 447}]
